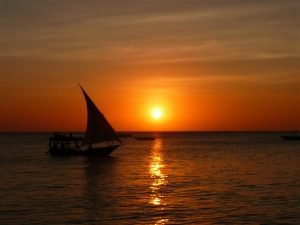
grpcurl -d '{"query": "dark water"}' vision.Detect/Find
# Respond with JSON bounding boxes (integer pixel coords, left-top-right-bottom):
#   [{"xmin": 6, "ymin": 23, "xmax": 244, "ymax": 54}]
[{"xmin": 0, "ymin": 132, "xmax": 299, "ymax": 225}]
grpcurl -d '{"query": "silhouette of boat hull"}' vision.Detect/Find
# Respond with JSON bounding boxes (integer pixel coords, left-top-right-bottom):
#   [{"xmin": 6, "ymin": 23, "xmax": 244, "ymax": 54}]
[
  {"xmin": 49, "ymin": 145, "xmax": 120, "ymax": 156},
  {"xmin": 281, "ymin": 135, "xmax": 300, "ymax": 141}
]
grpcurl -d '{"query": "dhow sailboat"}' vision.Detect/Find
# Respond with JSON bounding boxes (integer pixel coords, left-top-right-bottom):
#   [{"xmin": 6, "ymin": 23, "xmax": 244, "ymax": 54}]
[{"xmin": 49, "ymin": 86, "xmax": 122, "ymax": 156}]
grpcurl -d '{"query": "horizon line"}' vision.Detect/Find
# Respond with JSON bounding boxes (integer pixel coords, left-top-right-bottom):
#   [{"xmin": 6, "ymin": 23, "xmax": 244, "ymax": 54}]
[{"xmin": 0, "ymin": 129, "xmax": 298, "ymax": 134}]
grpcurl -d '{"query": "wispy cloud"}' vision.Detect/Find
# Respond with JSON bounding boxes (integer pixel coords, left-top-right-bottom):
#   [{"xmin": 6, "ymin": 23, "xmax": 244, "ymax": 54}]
[{"xmin": 1, "ymin": 0, "xmax": 299, "ymax": 63}]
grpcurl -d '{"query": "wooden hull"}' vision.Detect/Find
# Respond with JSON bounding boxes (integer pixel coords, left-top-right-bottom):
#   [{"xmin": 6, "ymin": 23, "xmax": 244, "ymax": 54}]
[
  {"xmin": 48, "ymin": 145, "xmax": 120, "ymax": 157},
  {"xmin": 281, "ymin": 135, "xmax": 300, "ymax": 141}
]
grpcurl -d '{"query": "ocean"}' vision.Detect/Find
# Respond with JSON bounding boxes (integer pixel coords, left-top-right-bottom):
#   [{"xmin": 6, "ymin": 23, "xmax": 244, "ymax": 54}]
[{"xmin": 0, "ymin": 132, "xmax": 299, "ymax": 224}]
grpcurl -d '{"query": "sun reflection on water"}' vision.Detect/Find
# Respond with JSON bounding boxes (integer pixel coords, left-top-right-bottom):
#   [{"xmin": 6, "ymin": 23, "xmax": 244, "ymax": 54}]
[
  {"xmin": 154, "ymin": 218, "xmax": 169, "ymax": 225},
  {"xmin": 149, "ymin": 138, "xmax": 168, "ymax": 207}
]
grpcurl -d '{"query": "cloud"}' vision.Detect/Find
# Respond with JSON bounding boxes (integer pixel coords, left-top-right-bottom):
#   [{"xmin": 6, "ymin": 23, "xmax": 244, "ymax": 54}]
[{"xmin": 1, "ymin": 0, "xmax": 299, "ymax": 63}]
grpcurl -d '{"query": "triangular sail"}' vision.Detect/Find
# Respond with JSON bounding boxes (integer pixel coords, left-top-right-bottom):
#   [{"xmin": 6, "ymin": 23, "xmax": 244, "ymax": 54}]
[{"xmin": 80, "ymin": 86, "xmax": 121, "ymax": 145}]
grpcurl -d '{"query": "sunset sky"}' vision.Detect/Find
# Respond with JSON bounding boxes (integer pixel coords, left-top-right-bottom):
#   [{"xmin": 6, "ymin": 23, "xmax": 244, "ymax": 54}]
[{"xmin": 0, "ymin": 0, "xmax": 299, "ymax": 132}]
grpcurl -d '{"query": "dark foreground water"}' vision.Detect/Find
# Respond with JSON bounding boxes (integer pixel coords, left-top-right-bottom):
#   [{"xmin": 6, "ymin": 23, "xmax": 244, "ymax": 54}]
[{"xmin": 0, "ymin": 132, "xmax": 299, "ymax": 225}]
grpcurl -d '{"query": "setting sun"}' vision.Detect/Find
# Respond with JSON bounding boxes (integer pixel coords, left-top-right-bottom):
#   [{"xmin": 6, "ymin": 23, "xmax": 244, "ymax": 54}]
[{"xmin": 151, "ymin": 108, "xmax": 163, "ymax": 120}]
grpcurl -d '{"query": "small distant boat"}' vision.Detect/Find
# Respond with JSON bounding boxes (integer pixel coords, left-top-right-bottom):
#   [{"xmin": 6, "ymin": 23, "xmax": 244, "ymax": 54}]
[
  {"xmin": 118, "ymin": 132, "xmax": 132, "ymax": 138},
  {"xmin": 48, "ymin": 86, "xmax": 122, "ymax": 156},
  {"xmin": 135, "ymin": 137, "xmax": 155, "ymax": 141},
  {"xmin": 281, "ymin": 135, "xmax": 300, "ymax": 141}
]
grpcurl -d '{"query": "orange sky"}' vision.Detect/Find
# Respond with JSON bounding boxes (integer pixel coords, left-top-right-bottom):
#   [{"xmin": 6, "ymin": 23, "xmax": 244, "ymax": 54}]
[{"xmin": 0, "ymin": 1, "xmax": 299, "ymax": 132}]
